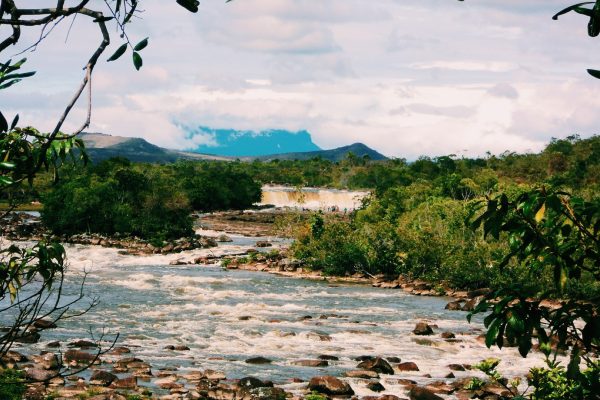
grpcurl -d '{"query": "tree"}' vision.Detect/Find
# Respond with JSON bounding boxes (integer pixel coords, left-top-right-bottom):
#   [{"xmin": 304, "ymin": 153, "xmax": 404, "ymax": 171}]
[{"xmin": 0, "ymin": 0, "xmax": 231, "ymax": 384}]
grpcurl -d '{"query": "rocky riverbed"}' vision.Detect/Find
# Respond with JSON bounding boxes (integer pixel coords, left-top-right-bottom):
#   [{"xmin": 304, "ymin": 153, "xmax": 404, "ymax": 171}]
[{"xmin": 0, "ymin": 212, "xmax": 568, "ymax": 400}]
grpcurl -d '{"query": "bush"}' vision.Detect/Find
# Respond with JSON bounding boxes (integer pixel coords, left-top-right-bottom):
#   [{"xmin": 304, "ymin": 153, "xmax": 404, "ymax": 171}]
[{"xmin": 0, "ymin": 369, "xmax": 26, "ymax": 400}]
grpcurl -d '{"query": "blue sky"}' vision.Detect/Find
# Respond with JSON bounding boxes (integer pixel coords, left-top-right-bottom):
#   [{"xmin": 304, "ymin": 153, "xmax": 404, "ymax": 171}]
[{"xmin": 3, "ymin": 0, "xmax": 600, "ymax": 158}]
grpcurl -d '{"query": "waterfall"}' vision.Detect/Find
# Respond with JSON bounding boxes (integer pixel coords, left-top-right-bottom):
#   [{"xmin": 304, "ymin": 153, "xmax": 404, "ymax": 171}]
[{"xmin": 260, "ymin": 186, "xmax": 369, "ymax": 210}]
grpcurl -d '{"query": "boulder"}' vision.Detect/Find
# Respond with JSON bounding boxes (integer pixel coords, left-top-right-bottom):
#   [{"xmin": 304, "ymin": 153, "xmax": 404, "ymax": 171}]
[
  {"xmin": 26, "ymin": 368, "xmax": 55, "ymax": 382},
  {"xmin": 397, "ymin": 362, "xmax": 419, "ymax": 372},
  {"xmin": 441, "ymin": 332, "xmax": 456, "ymax": 339},
  {"xmin": 217, "ymin": 234, "xmax": 233, "ymax": 243},
  {"xmin": 255, "ymin": 241, "xmax": 272, "ymax": 248},
  {"xmin": 308, "ymin": 376, "xmax": 354, "ymax": 396},
  {"xmin": 292, "ymin": 359, "xmax": 328, "ymax": 367},
  {"xmin": 110, "ymin": 376, "xmax": 137, "ymax": 389},
  {"xmin": 64, "ymin": 349, "xmax": 97, "ymax": 364},
  {"xmin": 344, "ymin": 370, "xmax": 380, "ymax": 379},
  {"xmin": 387, "ymin": 356, "xmax": 401, "ymax": 363},
  {"xmin": 33, "ymin": 319, "xmax": 57, "ymax": 329},
  {"xmin": 412, "ymin": 322, "xmax": 434, "ymax": 336},
  {"xmin": 68, "ymin": 340, "xmax": 98, "ymax": 348},
  {"xmin": 14, "ymin": 331, "xmax": 40, "ymax": 343},
  {"xmin": 409, "ymin": 387, "xmax": 444, "ymax": 400},
  {"xmin": 367, "ymin": 382, "xmax": 386, "ymax": 392},
  {"xmin": 90, "ymin": 370, "xmax": 117, "ymax": 386},
  {"xmin": 318, "ymin": 355, "xmax": 339, "ymax": 361},
  {"xmin": 357, "ymin": 357, "xmax": 394, "ymax": 375},
  {"xmin": 448, "ymin": 364, "xmax": 466, "ymax": 371},
  {"xmin": 238, "ymin": 377, "xmax": 273, "ymax": 390},
  {"xmin": 445, "ymin": 300, "xmax": 464, "ymax": 311},
  {"xmin": 245, "ymin": 356, "xmax": 272, "ymax": 364}
]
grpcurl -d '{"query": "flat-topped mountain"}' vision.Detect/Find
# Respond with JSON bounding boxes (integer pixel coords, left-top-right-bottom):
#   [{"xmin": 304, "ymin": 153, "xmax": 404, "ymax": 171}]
[
  {"xmin": 184, "ymin": 127, "xmax": 321, "ymax": 157},
  {"xmin": 80, "ymin": 132, "xmax": 387, "ymax": 163}
]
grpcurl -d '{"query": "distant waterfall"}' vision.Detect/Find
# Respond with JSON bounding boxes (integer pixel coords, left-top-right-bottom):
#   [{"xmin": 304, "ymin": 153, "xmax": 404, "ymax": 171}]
[{"xmin": 260, "ymin": 186, "xmax": 369, "ymax": 210}]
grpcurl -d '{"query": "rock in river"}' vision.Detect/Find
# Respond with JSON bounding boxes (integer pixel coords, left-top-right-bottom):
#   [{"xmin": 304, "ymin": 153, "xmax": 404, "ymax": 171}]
[
  {"xmin": 357, "ymin": 357, "xmax": 394, "ymax": 375},
  {"xmin": 409, "ymin": 386, "xmax": 444, "ymax": 400},
  {"xmin": 412, "ymin": 322, "xmax": 434, "ymax": 336},
  {"xmin": 308, "ymin": 376, "xmax": 354, "ymax": 396}
]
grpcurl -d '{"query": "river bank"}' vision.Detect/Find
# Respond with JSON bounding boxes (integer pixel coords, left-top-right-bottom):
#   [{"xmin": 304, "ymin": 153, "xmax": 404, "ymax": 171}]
[{"xmin": 0, "ymin": 209, "xmax": 571, "ymax": 400}]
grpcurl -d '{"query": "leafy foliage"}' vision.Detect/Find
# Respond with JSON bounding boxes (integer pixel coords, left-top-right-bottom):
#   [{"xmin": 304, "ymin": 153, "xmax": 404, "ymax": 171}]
[{"xmin": 0, "ymin": 369, "xmax": 26, "ymax": 400}]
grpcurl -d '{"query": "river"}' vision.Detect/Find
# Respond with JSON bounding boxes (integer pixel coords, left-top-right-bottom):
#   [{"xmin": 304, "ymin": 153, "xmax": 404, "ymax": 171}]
[{"xmin": 2, "ymin": 233, "xmax": 555, "ymax": 398}]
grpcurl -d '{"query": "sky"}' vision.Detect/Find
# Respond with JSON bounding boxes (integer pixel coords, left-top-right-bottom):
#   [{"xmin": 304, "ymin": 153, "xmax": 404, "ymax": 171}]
[{"xmin": 3, "ymin": 0, "xmax": 600, "ymax": 159}]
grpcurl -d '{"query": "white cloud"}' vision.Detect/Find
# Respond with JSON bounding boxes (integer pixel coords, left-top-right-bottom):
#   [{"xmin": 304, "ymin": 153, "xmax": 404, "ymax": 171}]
[{"xmin": 3, "ymin": 0, "xmax": 600, "ymax": 159}]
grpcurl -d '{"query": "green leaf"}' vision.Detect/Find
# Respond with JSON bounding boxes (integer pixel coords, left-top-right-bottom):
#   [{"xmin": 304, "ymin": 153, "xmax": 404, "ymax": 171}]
[
  {"xmin": 107, "ymin": 43, "xmax": 128, "ymax": 62},
  {"xmin": 10, "ymin": 114, "xmax": 19, "ymax": 130},
  {"xmin": 176, "ymin": 0, "xmax": 200, "ymax": 13},
  {"xmin": 587, "ymin": 69, "xmax": 600, "ymax": 79},
  {"xmin": 0, "ymin": 162, "xmax": 15, "ymax": 170},
  {"xmin": 132, "ymin": 52, "xmax": 143, "ymax": 70},
  {"xmin": 134, "ymin": 37, "xmax": 149, "ymax": 52},
  {"xmin": 552, "ymin": 2, "xmax": 595, "ymax": 20},
  {"xmin": 0, "ymin": 110, "xmax": 7, "ymax": 132},
  {"xmin": 485, "ymin": 318, "xmax": 501, "ymax": 348}
]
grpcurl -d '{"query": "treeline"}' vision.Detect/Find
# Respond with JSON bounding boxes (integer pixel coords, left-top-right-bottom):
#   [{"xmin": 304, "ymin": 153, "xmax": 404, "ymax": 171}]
[
  {"xmin": 289, "ymin": 135, "xmax": 600, "ymax": 300},
  {"xmin": 244, "ymin": 134, "xmax": 600, "ymax": 194},
  {"xmin": 42, "ymin": 158, "xmax": 261, "ymax": 240}
]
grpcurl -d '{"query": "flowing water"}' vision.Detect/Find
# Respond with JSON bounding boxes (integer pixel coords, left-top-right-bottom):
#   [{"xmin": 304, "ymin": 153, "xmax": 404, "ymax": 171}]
[
  {"xmin": 2, "ymin": 234, "xmax": 555, "ymax": 398},
  {"xmin": 260, "ymin": 186, "xmax": 369, "ymax": 211}
]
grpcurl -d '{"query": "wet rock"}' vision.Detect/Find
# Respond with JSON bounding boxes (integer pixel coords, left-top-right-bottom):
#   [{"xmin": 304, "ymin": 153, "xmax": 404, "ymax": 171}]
[
  {"xmin": 14, "ymin": 331, "xmax": 40, "ymax": 343},
  {"xmin": 292, "ymin": 359, "xmax": 328, "ymax": 367},
  {"xmin": 90, "ymin": 370, "xmax": 117, "ymax": 386},
  {"xmin": 448, "ymin": 364, "xmax": 466, "ymax": 371},
  {"xmin": 174, "ymin": 345, "xmax": 190, "ymax": 351},
  {"xmin": 68, "ymin": 340, "xmax": 98, "ymax": 348},
  {"xmin": 110, "ymin": 376, "xmax": 137, "ymax": 389},
  {"xmin": 169, "ymin": 259, "xmax": 188, "ymax": 266},
  {"xmin": 64, "ymin": 349, "xmax": 97, "ymax": 364},
  {"xmin": 357, "ymin": 357, "xmax": 394, "ymax": 375},
  {"xmin": 26, "ymin": 368, "xmax": 56, "ymax": 382},
  {"xmin": 238, "ymin": 316, "xmax": 252, "ymax": 321},
  {"xmin": 217, "ymin": 234, "xmax": 233, "ymax": 242},
  {"xmin": 47, "ymin": 341, "xmax": 61, "ymax": 348},
  {"xmin": 355, "ymin": 355, "xmax": 375, "ymax": 362},
  {"xmin": 245, "ymin": 356, "xmax": 272, "ymax": 364},
  {"xmin": 33, "ymin": 319, "xmax": 57, "ymax": 329},
  {"xmin": 308, "ymin": 376, "xmax": 354, "ymax": 396},
  {"xmin": 255, "ymin": 241, "xmax": 272, "ymax": 248},
  {"xmin": 344, "ymin": 370, "xmax": 380, "ymax": 379},
  {"xmin": 409, "ymin": 386, "xmax": 444, "ymax": 400},
  {"xmin": 203, "ymin": 369, "xmax": 226, "ymax": 380},
  {"xmin": 397, "ymin": 379, "xmax": 418, "ymax": 386},
  {"xmin": 413, "ymin": 322, "xmax": 434, "ymax": 336},
  {"xmin": 397, "ymin": 362, "xmax": 420, "ymax": 372},
  {"xmin": 164, "ymin": 345, "xmax": 175, "ymax": 350},
  {"xmin": 387, "ymin": 356, "xmax": 401, "ymax": 363},
  {"xmin": 3, "ymin": 350, "xmax": 27, "ymax": 363},
  {"xmin": 363, "ymin": 396, "xmax": 403, "ymax": 400},
  {"xmin": 367, "ymin": 382, "xmax": 386, "ymax": 392},
  {"xmin": 441, "ymin": 332, "xmax": 455, "ymax": 339},
  {"xmin": 445, "ymin": 300, "xmax": 464, "ymax": 311},
  {"xmin": 444, "ymin": 372, "xmax": 455, "ymax": 378},
  {"xmin": 110, "ymin": 346, "xmax": 131, "ymax": 355},
  {"xmin": 33, "ymin": 353, "xmax": 59, "ymax": 370},
  {"xmin": 238, "ymin": 376, "xmax": 273, "ymax": 390},
  {"xmin": 247, "ymin": 386, "xmax": 288, "ymax": 400},
  {"xmin": 306, "ymin": 331, "xmax": 332, "ymax": 341},
  {"xmin": 426, "ymin": 381, "xmax": 455, "ymax": 395},
  {"xmin": 318, "ymin": 354, "xmax": 339, "ymax": 361}
]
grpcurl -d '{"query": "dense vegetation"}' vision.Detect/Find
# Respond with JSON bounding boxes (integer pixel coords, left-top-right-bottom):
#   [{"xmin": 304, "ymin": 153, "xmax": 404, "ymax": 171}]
[{"xmin": 41, "ymin": 158, "xmax": 261, "ymax": 240}]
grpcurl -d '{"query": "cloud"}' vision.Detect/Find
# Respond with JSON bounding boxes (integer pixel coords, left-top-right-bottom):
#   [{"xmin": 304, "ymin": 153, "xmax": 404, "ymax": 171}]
[{"xmin": 3, "ymin": 0, "xmax": 600, "ymax": 160}]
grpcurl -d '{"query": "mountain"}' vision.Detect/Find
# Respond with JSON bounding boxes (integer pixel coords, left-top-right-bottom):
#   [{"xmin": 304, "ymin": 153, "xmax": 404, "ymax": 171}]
[
  {"xmin": 80, "ymin": 132, "xmax": 388, "ymax": 164},
  {"xmin": 80, "ymin": 133, "xmax": 230, "ymax": 163},
  {"xmin": 254, "ymin": 143, "xmax": 387, "ymax": 162},
  {"xmin": 183, "ymin": 127, "xmax": 321, "ymax": 157}
]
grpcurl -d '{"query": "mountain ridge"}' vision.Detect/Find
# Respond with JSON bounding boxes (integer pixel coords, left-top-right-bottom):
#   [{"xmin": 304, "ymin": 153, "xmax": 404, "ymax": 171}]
[{"xmin": 80, "ymin": 132, "xmax": 388, "ymax": 163}]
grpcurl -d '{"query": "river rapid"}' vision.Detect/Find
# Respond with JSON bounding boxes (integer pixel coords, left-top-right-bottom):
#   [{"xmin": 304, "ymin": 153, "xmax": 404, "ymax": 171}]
[{"xmin": 3, "ymin": 229, "xmax": 556, "ymax": 399}]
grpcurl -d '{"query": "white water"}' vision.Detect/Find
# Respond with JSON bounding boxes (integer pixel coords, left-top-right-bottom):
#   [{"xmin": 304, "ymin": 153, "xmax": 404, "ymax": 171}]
[
  {"xmin": 260, "ymin": 186, "xmax": 369, "ymax": 211},
  {"xmin": 2, "ymin": 239, "xmax": 558, "ymax": 399}
]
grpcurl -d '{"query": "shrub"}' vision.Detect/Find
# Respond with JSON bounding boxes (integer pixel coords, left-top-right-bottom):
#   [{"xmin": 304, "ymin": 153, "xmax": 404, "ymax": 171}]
[{"xmin": 0, "ymin": 369, "xmax": 26, "ymax": 400}]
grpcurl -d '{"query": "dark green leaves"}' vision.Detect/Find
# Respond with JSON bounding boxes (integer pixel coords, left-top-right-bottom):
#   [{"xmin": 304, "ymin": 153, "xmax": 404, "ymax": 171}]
[
  {"xmin": 0, "ymin": 58, "xmax": 36, "ymax": 90},
  {"xmin": 587, "ymin": 68, "xmax": 600, "ymax": 79},
  {"xmin": 108, "ymin": 39, "xmax": 148, "ymax": 70},
  {"xmin": 134, "ymin": 37, "xmax": 149, "ymax": 51},
  {"xmin": 107, "ymin": 43, "xmax": 128, "ymax": 62},
  {"xmin": 177, "ymin": 0, "xmax": 200, "ymax": 13},
  {"xmin": 132, "ymin": 52, "xmax": 143, "ymax": 71},
  {"xmin": 552, "ymin": 2, "xmax": 595, "ymax": 20}
]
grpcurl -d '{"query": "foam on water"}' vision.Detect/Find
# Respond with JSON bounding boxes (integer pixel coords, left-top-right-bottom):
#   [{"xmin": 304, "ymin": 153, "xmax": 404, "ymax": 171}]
[{"xmin": 1, "ymin": 242, "xmax": 564, "ymax": 398}]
